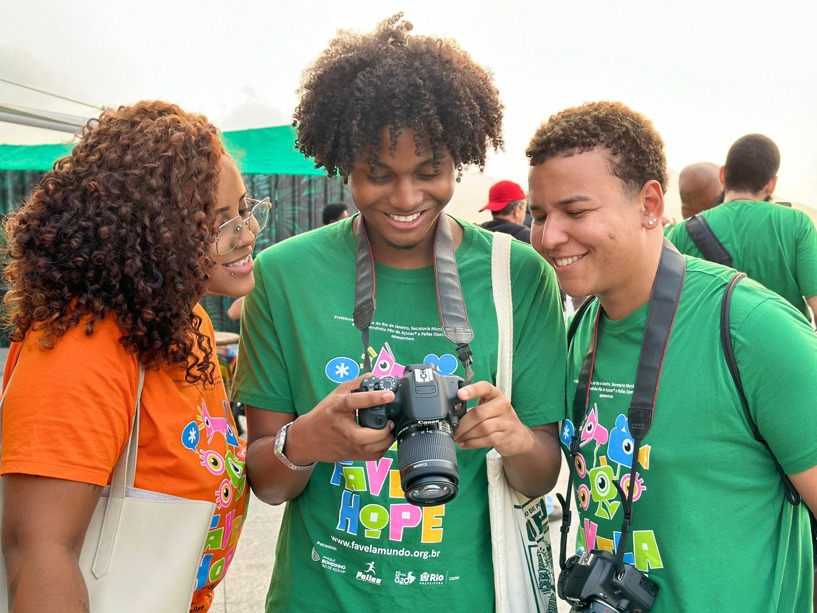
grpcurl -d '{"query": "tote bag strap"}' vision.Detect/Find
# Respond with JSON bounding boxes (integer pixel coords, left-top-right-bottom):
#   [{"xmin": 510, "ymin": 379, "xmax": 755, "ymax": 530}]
[
  {"xmin": 0, "ymin": 352, "xmax": 144, "ymax": 578},
  {"xmin": 92, "ymin": 365, "xmax": 145, "ymax": 578},
  {"xmin": 491, "ymin": 233, "xmax": 513, "ymax": 397}
]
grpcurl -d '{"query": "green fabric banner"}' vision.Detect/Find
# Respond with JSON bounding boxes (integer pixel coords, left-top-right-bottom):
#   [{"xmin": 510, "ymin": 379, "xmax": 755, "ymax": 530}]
[
  {"xmin": 221, "ymin": 125, "xmax": 323, "ymax": 176},
  {"xmin": 0, "ymin": 143, "xmax": 74, "ymax": 171},
  {"xmin": 0, "ymin": 125, "xmax": 324, "ymax": 175}
]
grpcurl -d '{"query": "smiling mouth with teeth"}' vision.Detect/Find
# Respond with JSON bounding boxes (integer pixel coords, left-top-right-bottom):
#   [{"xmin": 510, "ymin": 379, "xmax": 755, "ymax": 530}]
[
  {"xmin": 225, "ymin": 254, "xmax": 252, "ymax": 268},
  {"xmin": 554, "ymin": 255, "xmax": 584, "ymax": 267},
  {"xmin": 387, "ymin": 211, "xmax": 422, "ymax": 223}
]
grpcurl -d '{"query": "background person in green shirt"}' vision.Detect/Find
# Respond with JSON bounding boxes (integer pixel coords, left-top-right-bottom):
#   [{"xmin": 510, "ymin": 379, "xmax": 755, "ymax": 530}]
[
  {"xmin": 666, "ymin": 134, "xmax": 817, "ymax": 321},
  {"xmin": 526, "ymin": 101, "xmax": 817, "ymax": 612},
  {"xmin": 677, "ymin": 162, "xmax": 723, "ymax": 220},
  {"xmin": 233, "ymin": 13, "xmax": 566, "ymax": 612}
]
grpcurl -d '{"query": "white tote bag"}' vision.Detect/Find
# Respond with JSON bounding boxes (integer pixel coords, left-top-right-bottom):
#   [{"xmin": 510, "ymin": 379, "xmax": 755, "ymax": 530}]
[
  {"xmin": 0, "ymin": 365, "xmax": 215, "ymax": 613},
  {"xmin": 487, "ymin": 233, "xmax": 558, "ymax": 613}
]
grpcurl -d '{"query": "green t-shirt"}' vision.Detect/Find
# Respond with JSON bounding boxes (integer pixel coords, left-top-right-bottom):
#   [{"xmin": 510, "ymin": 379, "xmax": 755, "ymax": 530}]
[
  {"xmin": 666, "ymin": 199, "xmax": 817, "ymax": 319},
  {"xmin": 234, "ymin": 216, "xmax": 567, "ymax": 612},
  {"xmin": 563, "ymin": 256, "xmax": 817, "ymax": 612}
]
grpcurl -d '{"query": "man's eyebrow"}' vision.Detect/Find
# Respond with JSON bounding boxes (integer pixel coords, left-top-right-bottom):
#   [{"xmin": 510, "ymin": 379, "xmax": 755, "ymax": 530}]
[
  {"xmin": 554, "ymin": 195, "xmax": 592, "ymax": 206},
  {"xmin": 372, "ymin": 155, "xmax": 437, "ymax": 170},
  {"xmin": 529, "ymin": 195, "xmax": 591, "ymax": 211}
]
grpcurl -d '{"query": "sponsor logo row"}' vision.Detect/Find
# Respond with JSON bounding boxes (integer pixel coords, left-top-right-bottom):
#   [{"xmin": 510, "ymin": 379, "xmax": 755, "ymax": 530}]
[{"xmin": 312, "ymin": 548, "xmax": 459, "ymax": 587}]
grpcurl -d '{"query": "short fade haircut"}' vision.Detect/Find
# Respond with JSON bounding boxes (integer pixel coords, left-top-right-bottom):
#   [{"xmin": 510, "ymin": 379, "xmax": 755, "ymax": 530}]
[
  {"xmin": 322, "ymin": 202, "xmax": 349, "ymax": 225},
  {"xmin": 723, "ymin": 134, "xmax": 780, "ymax": 193},
  {"xmin": 526, "ymin": 101, "xmax": 668, "ymax": 195},
  {"xmin": 293, "ymin": 13, "xmax": 504, "ymax": 178}
]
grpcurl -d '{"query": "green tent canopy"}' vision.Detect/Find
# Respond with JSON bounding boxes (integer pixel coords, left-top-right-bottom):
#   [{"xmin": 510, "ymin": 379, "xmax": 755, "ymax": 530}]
[
  {"xmin": 0, "ymin": 125, "xmax": 325, "ymax": 176},
  {"xmin": 0, "ymin": 142, "xmax": 74, "ymax": 171}
]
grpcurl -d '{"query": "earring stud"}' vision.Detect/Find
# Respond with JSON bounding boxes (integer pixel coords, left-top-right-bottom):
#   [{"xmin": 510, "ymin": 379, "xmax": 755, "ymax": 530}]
[{"xmin": 648, "ymin": 218, "xmax": 657, "ymax": 225}]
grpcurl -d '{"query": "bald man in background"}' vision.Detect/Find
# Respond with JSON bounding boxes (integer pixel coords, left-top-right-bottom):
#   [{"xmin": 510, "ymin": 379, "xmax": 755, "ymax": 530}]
[{"xmin": 678, "ymin": 162, "xmax": 724, "ymax": 219}]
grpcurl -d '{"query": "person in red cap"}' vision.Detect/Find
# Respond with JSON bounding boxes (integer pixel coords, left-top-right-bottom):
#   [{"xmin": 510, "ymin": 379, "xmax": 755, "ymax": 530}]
[{"xmin": 480, "ymin": 179, "xmax": 531, "ymax": 242}]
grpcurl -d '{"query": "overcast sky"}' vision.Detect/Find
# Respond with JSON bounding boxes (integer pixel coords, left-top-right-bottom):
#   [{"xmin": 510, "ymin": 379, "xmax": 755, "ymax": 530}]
[{"xmin": 2, "ymin": 0, "xmax": 816, "ymax": 209}]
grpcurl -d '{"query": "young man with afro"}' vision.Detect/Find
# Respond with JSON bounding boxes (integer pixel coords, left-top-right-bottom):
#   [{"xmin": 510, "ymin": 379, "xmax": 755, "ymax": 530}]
[{"xmin": 233, "ymin": 14, "xmax": 566, "ymax": 612}]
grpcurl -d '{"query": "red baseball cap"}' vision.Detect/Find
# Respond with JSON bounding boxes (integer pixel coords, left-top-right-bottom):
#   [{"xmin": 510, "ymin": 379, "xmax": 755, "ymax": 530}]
[{"xmin": 480, "ymin": 180, "xmax": 526, "ymax": 212}]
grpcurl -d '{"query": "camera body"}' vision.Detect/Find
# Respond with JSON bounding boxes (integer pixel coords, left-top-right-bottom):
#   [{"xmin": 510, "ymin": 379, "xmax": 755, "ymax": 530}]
[
  {"xmin": 558, "ymin": 549, "xmax": 658, "ymax": 613},
  {"xmin": 356, "ymin": 364, "xmax": 465, "ymax": 507}
]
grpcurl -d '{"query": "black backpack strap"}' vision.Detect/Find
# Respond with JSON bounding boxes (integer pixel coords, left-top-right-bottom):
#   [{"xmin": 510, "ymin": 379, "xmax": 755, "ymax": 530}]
[
  {"xmin": 720, "ymin": 273, "xmax": 747, "ymax": 405},
  {"xmin": 687, "ymin": 214, "xmax": 733, "ymax": 267},
  {"xmin": 567, "ymin": 296, "xmax": 597, "ymax": 345},
  {"xmin": 721, "ymin": 271, "xmax": 801, "ymax": 506}
]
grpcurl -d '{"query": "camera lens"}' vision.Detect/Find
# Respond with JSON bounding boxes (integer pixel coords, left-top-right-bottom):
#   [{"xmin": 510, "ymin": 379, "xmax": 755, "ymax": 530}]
[
  {"xmin": 396, "ymin": 422, "xmax": 459, "ymax": 507},
  {"xmin": 407, "ymin": 481, "xmax": 456, "ymax": 505}
]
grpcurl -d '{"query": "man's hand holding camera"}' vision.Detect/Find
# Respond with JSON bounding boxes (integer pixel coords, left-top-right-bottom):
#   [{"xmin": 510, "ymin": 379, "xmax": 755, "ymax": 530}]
[
  {"xmin": 453, "ymin": 381, "xmax": 535, "ymax": 456},
  {"xmin": 285, "ymin": 375, "xmax": 396, "ymax": 465},
  {"xmin": 245, "ymin": 374, "xmax": 398, "ymax": 506},
  {"xmin": 455, "ymin": 380, "xmax": 561, "ymax": 499}
]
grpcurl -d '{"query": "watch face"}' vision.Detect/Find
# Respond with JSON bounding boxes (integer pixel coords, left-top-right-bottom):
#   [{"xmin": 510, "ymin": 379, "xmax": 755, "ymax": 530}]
[
  {"xmin": 273, "ymin": 422, "xmax": 314, "ymax": 471},
  {"xmin": 274, "ymin": 426, "xmax": 287, "ymax": 456}
]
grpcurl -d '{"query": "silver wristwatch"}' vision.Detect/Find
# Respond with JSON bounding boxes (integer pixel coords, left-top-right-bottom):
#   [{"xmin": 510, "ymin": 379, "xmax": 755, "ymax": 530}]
[{"xmin": 273, "ymin": 421, "xmax": 316, "ymax": 471}]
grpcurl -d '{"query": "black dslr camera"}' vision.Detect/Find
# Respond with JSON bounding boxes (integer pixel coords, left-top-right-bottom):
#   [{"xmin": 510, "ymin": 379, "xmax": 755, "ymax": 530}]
[
  {"xmin": 558, "ymin": 549, "xmax": 658, "ymax": 613},
  {"xmin": 356, "ymin": 363, "xmax": 465, "ymax": 507}
]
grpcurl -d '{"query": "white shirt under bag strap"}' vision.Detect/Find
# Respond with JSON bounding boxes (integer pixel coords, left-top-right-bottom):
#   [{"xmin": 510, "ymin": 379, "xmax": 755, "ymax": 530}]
[{"xmin": 491, "ymin": 232, "xmax": 513, "ymax": 397}]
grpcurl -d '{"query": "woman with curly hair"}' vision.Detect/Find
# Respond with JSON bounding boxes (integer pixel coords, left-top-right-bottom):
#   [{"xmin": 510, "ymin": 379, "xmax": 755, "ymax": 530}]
[
  {"xmin": 0, "ymin": 100, "xmax": 263, "ymax": 612},
  {"xmin": 232, "ymin": 14, "xmax": 566, "ymax": 612}
]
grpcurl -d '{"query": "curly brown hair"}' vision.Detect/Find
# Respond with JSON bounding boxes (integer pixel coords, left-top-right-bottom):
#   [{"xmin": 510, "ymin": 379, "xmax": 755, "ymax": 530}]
[
  {"xmin": 3, "ymin": 100, "xmax": 225, "ymax": 384},
  {"xmin": 293, "ymin": 12, "xmax": 504, "ymax": 178},
  {"xmin": 526, "ymin": 101, "xmax": 668, "ymax": 195}
]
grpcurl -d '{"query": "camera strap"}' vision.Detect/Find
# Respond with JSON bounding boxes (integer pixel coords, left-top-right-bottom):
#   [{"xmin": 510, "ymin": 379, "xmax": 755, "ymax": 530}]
[
  {"xmin": 558, "ymin": 240, "xmax": 685, "ymax": 574},
  {"xmin": 352, "ymin": 214, "xmax": 475, "ymax": 383}
]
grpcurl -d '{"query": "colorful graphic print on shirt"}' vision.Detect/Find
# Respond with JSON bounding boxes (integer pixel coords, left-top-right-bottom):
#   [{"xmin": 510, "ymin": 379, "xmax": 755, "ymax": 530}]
[
  {"xmin": 561, "ymin": 404, "xmax": 664, "ymax": 572},
  {"xmin": 323, "ymin": 342, "xmax": 458, "ymax": 545},
  {"xmin": 325, "ymin": 341, "xmax": 458, "ymax": 384},
  {"xmin": 180, "ymin": 398, "xmax": 248, "ymax": 592}
]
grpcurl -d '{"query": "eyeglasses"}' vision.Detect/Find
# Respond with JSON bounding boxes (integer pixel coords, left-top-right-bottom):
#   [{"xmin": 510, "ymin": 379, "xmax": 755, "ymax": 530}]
[{"xmin": 214, "ymin": 197, "xmax": 271, "ymax": 256}]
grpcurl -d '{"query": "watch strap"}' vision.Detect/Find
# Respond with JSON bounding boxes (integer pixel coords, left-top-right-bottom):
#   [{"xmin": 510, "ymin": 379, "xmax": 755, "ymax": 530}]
[{"xmin": 274, "ymin": 421, "xmax": 316, "ymax": 472}]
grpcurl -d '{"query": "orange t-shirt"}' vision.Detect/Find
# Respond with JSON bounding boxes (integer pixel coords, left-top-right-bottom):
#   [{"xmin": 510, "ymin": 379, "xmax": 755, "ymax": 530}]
[{"xmin": 1, "ymin": 304, "xmax": 248, "ymax": 613}]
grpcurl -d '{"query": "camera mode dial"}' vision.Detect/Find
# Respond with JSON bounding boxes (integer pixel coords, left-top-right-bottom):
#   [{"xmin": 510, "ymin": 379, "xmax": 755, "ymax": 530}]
[{"xmin": 356, "ymin": 376, "xmax": 401, "ymax": 430}]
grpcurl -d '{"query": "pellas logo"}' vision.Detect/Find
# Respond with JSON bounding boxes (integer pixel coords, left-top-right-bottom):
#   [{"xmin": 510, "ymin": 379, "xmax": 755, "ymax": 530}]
[{"xmin": 355, "ymin": 561, "xmax": 382, "ymax": 586}]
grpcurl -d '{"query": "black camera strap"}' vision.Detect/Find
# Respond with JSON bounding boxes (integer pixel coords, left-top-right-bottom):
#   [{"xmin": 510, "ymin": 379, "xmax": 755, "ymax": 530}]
[
  {"xmin": 353, "ymin": 214, "xmax": 475, "ymax": 383},
  {"xmin": 558, "ymin": 240, "xmax": 686, "ymax": 574}
]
